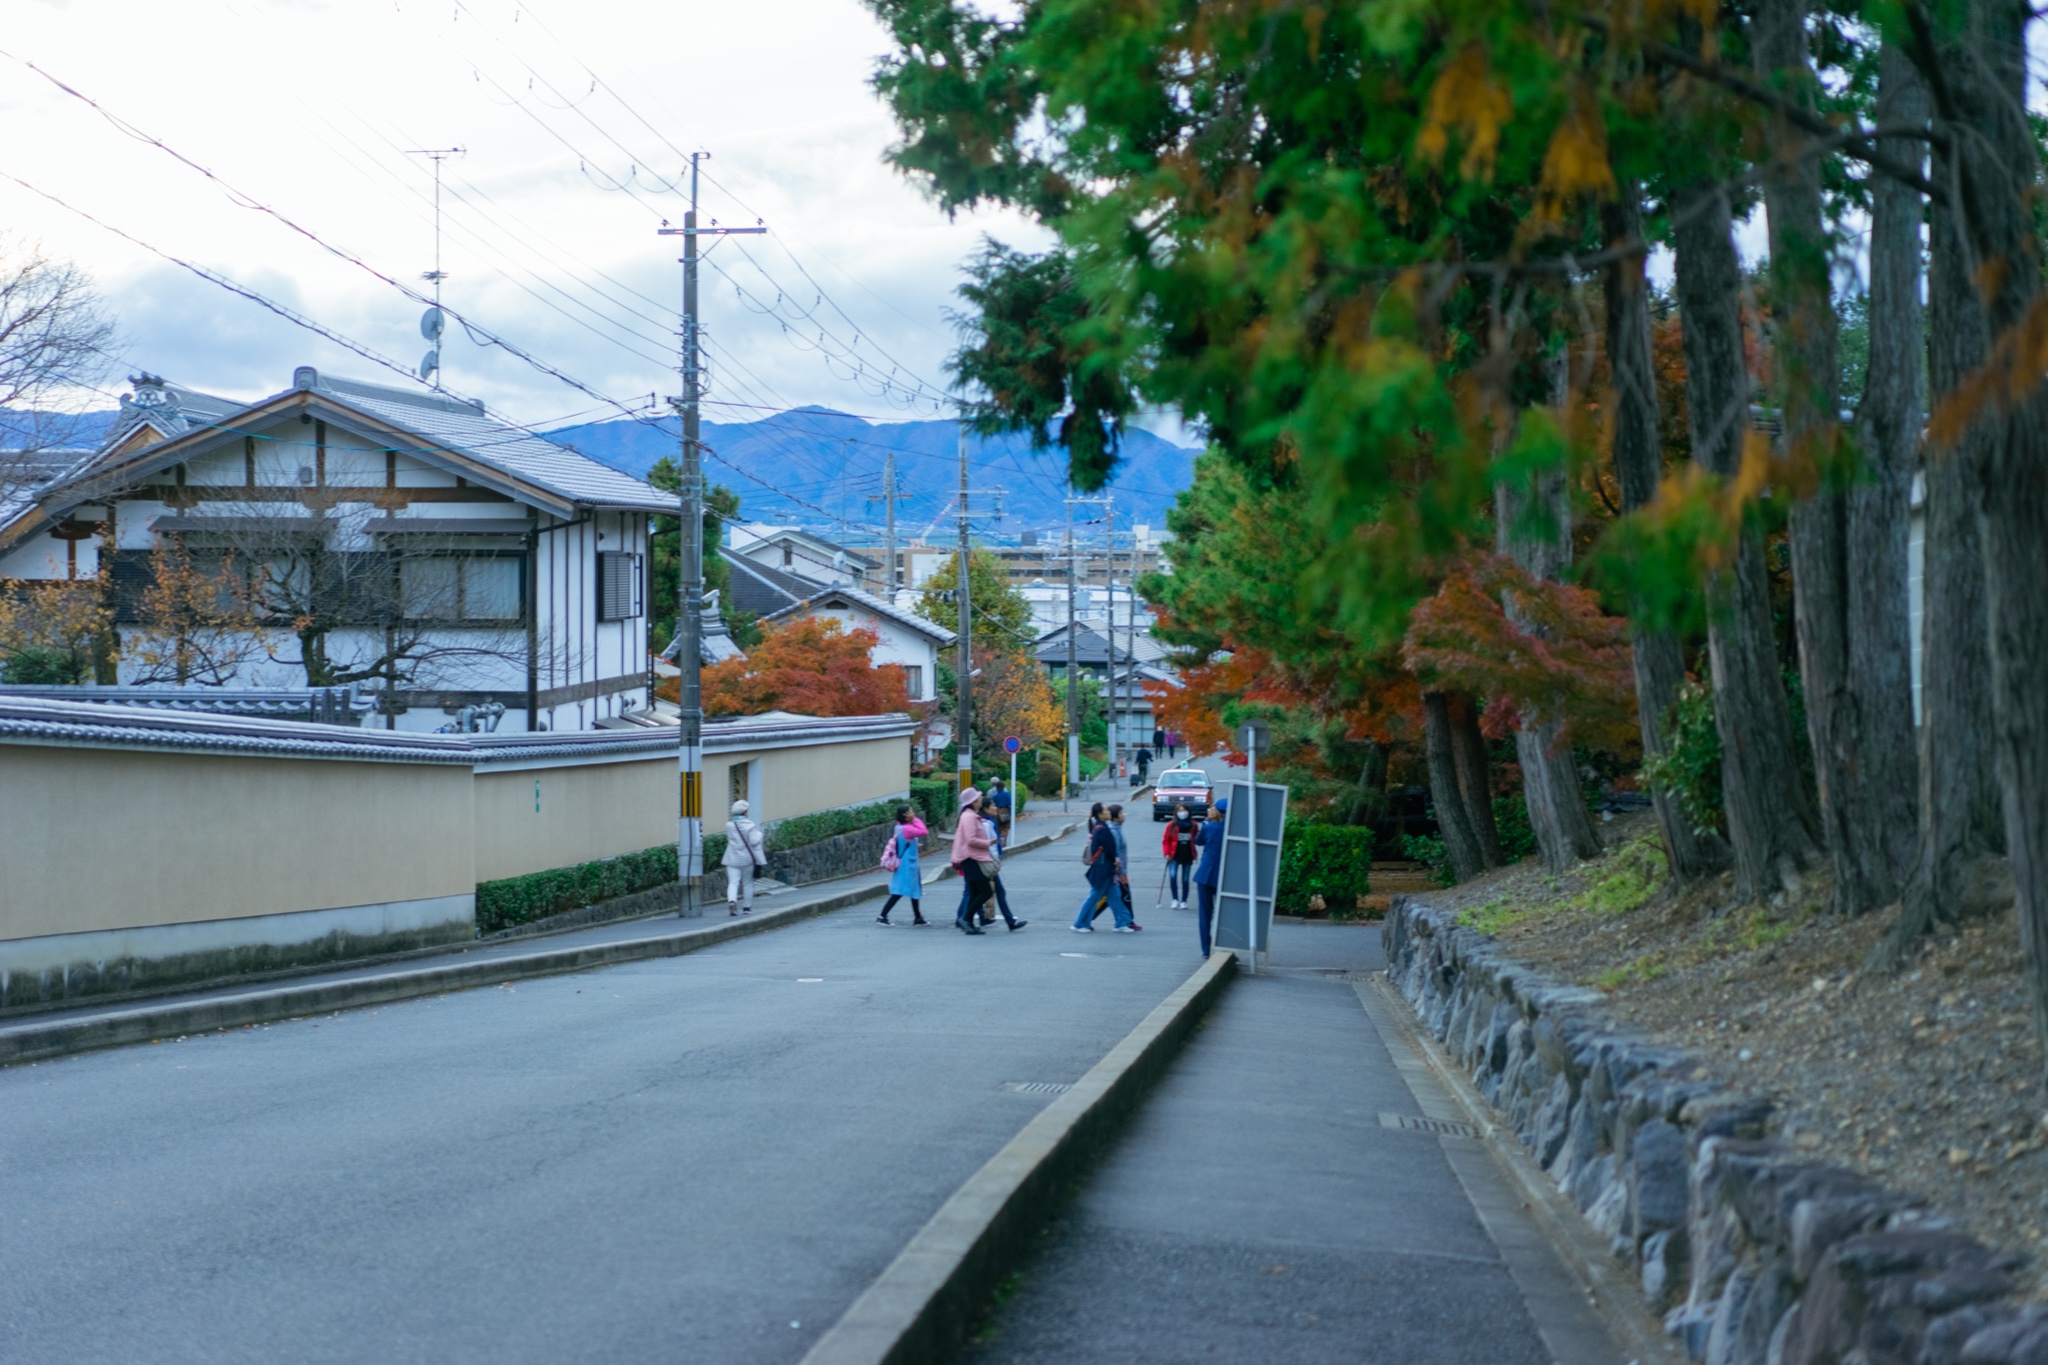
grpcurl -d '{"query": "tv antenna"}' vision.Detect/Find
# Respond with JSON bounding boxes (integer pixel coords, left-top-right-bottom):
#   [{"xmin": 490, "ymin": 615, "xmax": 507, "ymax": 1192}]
[{"xmin": 406, "ymin": 147, "xmax": 464, "ymax": 388}]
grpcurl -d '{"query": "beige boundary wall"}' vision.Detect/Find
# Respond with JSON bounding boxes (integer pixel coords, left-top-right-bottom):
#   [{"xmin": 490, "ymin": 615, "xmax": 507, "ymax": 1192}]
[{"xmin": 0, "ymin": 700, "xmax": 915, "ymax": 1008}]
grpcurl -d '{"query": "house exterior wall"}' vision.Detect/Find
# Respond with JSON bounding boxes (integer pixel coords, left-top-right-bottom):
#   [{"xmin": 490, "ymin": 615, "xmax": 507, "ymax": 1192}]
[
  {"xmin": 0, "ymin": 708, "xmax": 913, "ymax": 1006},
  {"xmin": 0, "ymin": 744, "xmax": 476, "ymax": 946},
  {"xmin": 804, "ymin": 602, "xmax": 940, "ymax": 702}
]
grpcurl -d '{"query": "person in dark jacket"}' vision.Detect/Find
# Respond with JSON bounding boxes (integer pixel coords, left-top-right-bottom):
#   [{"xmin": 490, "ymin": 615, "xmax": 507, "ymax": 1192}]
[
  {"xmin": 1134, "ymin": 747, "xmax": 1152, "ymax": 784},
  {"xmin": 1191, "ymin": 798, "xmax": 1227, "ymax": 957},
  {"xmin": 1162, "ymin": 804, "xmax": 1199, "ymax": 908},
  {"xmin": 1072, "ymin": 815, "xmax": 1133, "ymax": 931}
]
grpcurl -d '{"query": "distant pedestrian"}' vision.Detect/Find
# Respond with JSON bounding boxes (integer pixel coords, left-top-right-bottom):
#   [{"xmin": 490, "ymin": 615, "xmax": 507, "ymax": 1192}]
[
  {"xmin": 1134, "ymin": 747, "xmax": 1152, "ymax": 784},
  {"xmin": 723, "ymin": 799, "xmax": 768, "ymax": 917},
  {"xmin": 1072, "ymin": 805, "xmax": 1134, "ymax": 932},
  {"xmin": 1153, "ymin": 726, "xmax": 1166, "ymax": 752},
  {"xmin": 950, "ymin": 787, "xmax": 994, "ymax": 935},
  {"xmin": 877, "ymin": 803, "xmax": 929, "ymax": 926},
  {"xmin": 1162, "ymin": 803, "xmax": 1198, "ymax": 908},
  {"xmin": 989, "ymin": 777, "xmax": 1014, "ymax": 842},
  {"xmin": 1192, "ymin": 798, "xmax": 1226, "ymax": 956}
]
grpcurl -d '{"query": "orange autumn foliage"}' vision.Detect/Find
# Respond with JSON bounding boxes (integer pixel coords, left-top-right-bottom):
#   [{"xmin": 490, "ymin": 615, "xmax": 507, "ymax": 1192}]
[{"xmin": 681, "ymin": 616, "xmax": 913, "ymax": 719}]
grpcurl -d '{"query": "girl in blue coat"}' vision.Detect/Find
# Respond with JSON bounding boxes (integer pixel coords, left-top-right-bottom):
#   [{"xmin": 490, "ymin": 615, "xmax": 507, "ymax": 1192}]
[{"xmin": 877, "ymin": 804, "xmax": 929, "ymax": 925}]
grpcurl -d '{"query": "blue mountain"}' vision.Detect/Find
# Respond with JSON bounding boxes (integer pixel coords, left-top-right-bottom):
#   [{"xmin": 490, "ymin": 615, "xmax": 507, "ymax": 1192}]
[{"xmin": 551, "ymin": 406, "xmax": 1200, "ymax": 540}]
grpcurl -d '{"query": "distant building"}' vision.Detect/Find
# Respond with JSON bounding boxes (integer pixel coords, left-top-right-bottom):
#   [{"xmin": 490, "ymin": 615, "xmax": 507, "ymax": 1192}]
[
  {"xmin": 723, "ymin": 553, "xmax": 954, "ymax": 707},
  {"xmin": 726, "ymin": 522, "xmax": 881, "ymax": 593},
  {"xmin": 0, "ymin": 368, "xmax": 669, "ymax": 732}
]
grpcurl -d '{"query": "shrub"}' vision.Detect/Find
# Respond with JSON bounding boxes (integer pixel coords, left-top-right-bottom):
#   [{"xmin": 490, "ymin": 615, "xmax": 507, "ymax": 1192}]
[
  {"xmin": 1493, "ymin": 795, "xmax": 1537, "ymax": 862},
  {"xmin": 909, "ymin": 778, "xmax": 953, "ymax": 829},
  {"xmin": 1277, "ymin": 822, "xmax": 1372, "ymax": 912},
  {"xmin": 765, "ymin": 802, "xmax": 898, "ymax": 852},
  {"xmin": 1401, "ymin": 832, "xmax": 1456, "ymax": 887},
  {"xmin": 476, "ymin": 843, "xmax": 678, "ymax": 935},
  {"xmin": 1642, "ymin": 679, "xmax": 1724, "ymax": 837}
]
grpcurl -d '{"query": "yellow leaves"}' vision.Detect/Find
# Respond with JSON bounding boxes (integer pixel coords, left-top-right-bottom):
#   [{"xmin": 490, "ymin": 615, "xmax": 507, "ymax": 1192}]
[
  {"xmin": 1536, "ymin": 89, "xmax": 1616, "ymax": 218},
  {"xmin": 1417, "ymin": 45, "xmax": 1513, "ymax": 182}
]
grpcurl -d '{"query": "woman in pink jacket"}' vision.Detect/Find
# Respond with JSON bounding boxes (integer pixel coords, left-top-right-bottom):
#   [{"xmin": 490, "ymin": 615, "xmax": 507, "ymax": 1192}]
[{"xmin": 950, "ymin": 787, "xmax": 995, "ymax": 935}]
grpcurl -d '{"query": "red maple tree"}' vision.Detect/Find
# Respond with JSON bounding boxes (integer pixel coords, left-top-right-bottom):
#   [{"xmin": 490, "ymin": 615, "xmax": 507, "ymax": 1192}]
[{"xmin": 686, "ymin": 616, "xmax": 914, "ymax": 718}]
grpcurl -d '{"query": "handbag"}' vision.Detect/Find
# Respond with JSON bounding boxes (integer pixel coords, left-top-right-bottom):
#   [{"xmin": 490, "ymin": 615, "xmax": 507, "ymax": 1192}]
[{"xmin": 880, "ymin": 832, "xmax": 901, "ymax": 872}]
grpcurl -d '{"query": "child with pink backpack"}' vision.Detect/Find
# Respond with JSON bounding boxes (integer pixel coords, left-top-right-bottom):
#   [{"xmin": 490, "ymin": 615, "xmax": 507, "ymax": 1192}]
[{"xmin": 876, "ymin": 804, "xmax": 929, "ymax": 925}]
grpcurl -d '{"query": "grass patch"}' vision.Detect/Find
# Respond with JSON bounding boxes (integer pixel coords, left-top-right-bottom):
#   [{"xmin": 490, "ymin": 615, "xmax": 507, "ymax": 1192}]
[{"xmin": 1597, "ymin": 951, "xmax": 1671, "ymax": 990}]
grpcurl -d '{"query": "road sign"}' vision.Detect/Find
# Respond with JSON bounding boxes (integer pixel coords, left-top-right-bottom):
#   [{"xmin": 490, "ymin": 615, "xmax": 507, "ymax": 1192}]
[
  {"xmin": 1236, "ymin": 720, "xmax": 1270, "ymax": 754},
  {"xmin": 1213, "ymin": 779, "xmax": 1288, "ymax": 974},
  {"xmin": 1003, "ymin": 736, "xmax": 1022, "ymax": 755}
]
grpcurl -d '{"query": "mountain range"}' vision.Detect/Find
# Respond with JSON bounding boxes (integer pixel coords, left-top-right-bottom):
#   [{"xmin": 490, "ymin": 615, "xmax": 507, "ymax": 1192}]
[
  {"xmin": 553, "ymin": 407, "xmax": 1200, "ymax": 541},
  {"xmin": 7, "ymin": 402, "xmax": 1200, "ymax": 542}
]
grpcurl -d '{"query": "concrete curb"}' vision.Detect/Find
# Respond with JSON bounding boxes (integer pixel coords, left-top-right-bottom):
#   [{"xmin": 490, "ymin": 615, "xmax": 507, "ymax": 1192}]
[
  {"xmin": 799, "ymin": 947, "xmax": 1237, "ymax": 1365},
  {"xmin": 0, "ymin": 823, "xmax": 1081, "ymax": 1069}
]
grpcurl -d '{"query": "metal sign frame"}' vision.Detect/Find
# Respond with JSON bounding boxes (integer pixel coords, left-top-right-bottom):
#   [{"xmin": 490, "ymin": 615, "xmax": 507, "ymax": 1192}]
[{"xmin": 1213, "ymin": 778, "xmax": 1287, "ymax": 973}]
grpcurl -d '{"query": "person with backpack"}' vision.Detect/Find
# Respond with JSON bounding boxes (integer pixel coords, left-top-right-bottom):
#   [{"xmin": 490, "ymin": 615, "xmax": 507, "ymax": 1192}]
[
  {"xmin": 876, "ymin": 803, "xmax": 929, "ymax": 925},
  {"xmin": 722, "ymin": 799, "xmax": 768, "ymax": 916},
  {"xmin": 950, "ymin": 787, "xmax": 995, "ymax": 935},
  {"xmin": 975, "ymin": 792, "xmax": 1027, "ymax": 931},
  {"xmin": 1162, "ymin": 803, "xmax": 1199, "ymax": 908},
  {"xmin": 1192, "ymin": 798, "xmax": 1227, "ymax": 956},
  {"xmin": 1072, "ymin": 811, "xmax": 1129, "ymax": 932},
  {"xmin": 1134, "ymin": 747, "xmax": 1152, "ymax": 785}
]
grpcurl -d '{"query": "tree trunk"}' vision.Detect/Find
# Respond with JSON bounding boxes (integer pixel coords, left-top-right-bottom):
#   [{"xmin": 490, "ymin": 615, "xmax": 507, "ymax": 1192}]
[
  {"xmin": 1495, "ymin": 471, "xmax": 1604, "ymax": 871},
  {"xmin": 1424, "ymin": 689, "xmax": 1488, "ymax": 883},
  {"xmin": 1671, "ymin": 179, "xmax": 1822, "ymax": 902},
  {"xmin": 1448, "ymin": 693, "xmax": 1502, "ymax": 866},
  {"xmin": 1844, "ymin": 46, "xmax": 1930, "ymax": 899},
  {"xmin": 1603, "ymin": 188, "xmax": 1730, "ymax": 881},
  {"xmin": 1901, "ymin": 0, "xmax": 2048, "ymax": 1064},
  {"xmin": 1877, "ymin": 180, "xmax": 2007, "ymax": 964}
]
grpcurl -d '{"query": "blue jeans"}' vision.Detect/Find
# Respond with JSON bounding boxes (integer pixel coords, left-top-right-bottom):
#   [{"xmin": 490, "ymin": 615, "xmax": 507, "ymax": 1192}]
[
  {"xmin": 1168, "ymin": 861, "xmax": 1192, "ymax": 901},
  {"xmin": 1074, "ymin": 879, "xmax": 1131, "ymax": 929},
  {"xmin": 1196, "ymin": 882, "xmax": 1216, "ymax": 957}
]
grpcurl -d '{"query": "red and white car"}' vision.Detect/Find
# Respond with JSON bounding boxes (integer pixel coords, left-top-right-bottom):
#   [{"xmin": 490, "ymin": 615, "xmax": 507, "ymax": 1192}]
[{"xmin": 1151, "ymin": 768, "xmax": 1214, "ymax": 821}]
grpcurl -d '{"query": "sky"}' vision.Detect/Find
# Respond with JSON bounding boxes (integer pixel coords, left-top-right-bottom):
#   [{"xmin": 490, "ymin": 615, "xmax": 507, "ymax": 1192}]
[{"xmin": 0, "ymin": 0, "xmax": 1072, "ymax": 436}]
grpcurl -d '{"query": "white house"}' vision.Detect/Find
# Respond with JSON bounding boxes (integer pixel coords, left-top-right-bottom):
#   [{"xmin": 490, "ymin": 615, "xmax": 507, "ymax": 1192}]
[
  {"xmin": 727, "ymin": 522, "xmax": 881, "ymax": 592},
  {"xmin": 0, "ymin": 368, "xmax": 670, "ymax": 733},
  {"xmin": 722, "ymin": 552, "xmax": 954, "ymax": 706}
]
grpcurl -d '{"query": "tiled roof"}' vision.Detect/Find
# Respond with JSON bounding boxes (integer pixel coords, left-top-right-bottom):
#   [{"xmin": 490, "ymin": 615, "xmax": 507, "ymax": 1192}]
[
  {"xmin": 762, "ymin": 579, "xmax": 956, "ymax": 645},
  {"xmin": 723, "ymin": 553, "xmax": 829, "ymax": 618},
  {"xmin": 304, "ymin": 372, "xmax": 670, "ymax": 513}
]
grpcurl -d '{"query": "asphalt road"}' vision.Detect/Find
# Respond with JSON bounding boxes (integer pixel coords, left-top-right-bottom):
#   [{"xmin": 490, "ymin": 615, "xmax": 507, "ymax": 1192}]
[{"xmin": 0, "ymin": 829, "xmax": 1203, "ymax": 1365}]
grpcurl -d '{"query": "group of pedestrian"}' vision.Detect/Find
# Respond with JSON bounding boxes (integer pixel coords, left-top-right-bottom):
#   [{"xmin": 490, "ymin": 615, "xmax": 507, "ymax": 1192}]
[
  {"xmin": 877, "ymin": 781, "xmax": 1026, "ymax": 934},
  {"xmin": 1150, "ymin": 727, "xmax": 1182, "ymax": 761},
  {"xmin": 854, "ymin": 773, "xmax": 1227, "ymax": 959}
]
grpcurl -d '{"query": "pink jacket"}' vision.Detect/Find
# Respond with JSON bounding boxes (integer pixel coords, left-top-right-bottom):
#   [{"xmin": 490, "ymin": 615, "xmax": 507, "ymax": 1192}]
[
  {"xmin": 951, "ymin": 810, "xmax": 992, "ymax": 865},
  {"xmin": 897, "ymin": 816, "xmax": 928, "ymax": 841}
]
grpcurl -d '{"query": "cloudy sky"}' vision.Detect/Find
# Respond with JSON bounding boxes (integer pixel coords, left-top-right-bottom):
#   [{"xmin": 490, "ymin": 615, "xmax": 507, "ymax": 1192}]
[{"xmin": 2, "ymin": 0, "xmax": 1056, "ymax": 431}]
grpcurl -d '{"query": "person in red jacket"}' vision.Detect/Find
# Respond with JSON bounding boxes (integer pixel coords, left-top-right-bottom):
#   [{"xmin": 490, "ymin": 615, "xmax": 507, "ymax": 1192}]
[{"xmin": 1162, "ymin": 803, "xmax": 1199, "ymax": 908}]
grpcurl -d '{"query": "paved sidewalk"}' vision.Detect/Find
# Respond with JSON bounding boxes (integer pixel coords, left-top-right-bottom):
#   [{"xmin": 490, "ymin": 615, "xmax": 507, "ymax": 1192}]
[{"xmin": 961, "ymin": 924, "xmax": 1630, "ymax": 1365}]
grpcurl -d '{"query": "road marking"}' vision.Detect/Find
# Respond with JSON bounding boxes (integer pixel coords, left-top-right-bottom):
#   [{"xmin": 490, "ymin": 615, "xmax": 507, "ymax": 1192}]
[{"xmin": 797, "ymin": 978, "xmax": 824, "ymax": 983}]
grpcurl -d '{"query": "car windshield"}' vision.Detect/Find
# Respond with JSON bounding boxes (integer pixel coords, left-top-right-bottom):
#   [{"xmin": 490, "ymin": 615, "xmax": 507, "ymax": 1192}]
[{"xmin": 1159, "ymin": 771, "xmax": 1208, "ymax": 787}]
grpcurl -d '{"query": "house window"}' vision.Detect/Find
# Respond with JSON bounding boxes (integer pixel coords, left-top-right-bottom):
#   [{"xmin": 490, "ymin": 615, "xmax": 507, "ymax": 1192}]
[
  {"xmin": 402, "ymin": 556, "xmax": 523, "ymax": 621},
  {"xmin": 781, "ymin": 543, "xmax": 794, "ymax": 568},
  {"xmin": 597, "ymin": 551, "xmax": 643, "ymax": 621},
  {"xmin": 901, "ymin": 665, "xmax": 922, "ymax": 699}
]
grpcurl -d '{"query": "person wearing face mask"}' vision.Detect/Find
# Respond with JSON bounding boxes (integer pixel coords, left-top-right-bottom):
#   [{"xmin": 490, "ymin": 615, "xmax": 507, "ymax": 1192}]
[{"xmin": 1162, "ymin": 803, "xmax": 1199, "ymax": 909}]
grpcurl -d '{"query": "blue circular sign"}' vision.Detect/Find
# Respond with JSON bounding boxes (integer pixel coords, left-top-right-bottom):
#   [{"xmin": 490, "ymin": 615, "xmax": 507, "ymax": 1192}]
[{"xmin": 1003, "ymin": 736, "xmax": 1022, "ymax": 754}]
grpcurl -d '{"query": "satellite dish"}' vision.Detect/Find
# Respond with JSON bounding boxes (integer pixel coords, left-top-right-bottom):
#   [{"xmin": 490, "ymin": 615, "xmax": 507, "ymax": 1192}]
[
  {"xmin": 420, "ymin": 307, "xmax": 445, "ymax": 342},
  {"xmin": 419, "ymin": 348, "xmax": 440, "ymax": 380}
]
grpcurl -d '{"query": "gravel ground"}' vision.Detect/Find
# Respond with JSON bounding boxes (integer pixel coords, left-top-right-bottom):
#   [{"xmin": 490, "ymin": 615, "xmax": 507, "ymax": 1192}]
[{"xmin": 1417, "ymin": 814, "xmax": 2047, "ymax": 1295}]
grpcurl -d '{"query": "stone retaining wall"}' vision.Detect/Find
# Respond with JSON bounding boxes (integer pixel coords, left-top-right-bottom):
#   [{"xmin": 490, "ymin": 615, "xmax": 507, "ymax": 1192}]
[
  {"xmin": 1383, "ymin": 897, "xmax": 2035, "ymax": 1365},
  {"xmin": 766, "ymin": 826, "xmax": 944, "ymax": 889}
]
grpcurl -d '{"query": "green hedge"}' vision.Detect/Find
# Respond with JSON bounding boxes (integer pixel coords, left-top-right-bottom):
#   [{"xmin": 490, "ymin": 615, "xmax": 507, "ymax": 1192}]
[
  {"xmin": 1277, "ymin": 823, "xmax": 1373, "ymax": 914},
  {"xmin": 909, "ymin": 778, "xmax": 952, "ymax": 829},
  {"xmin": 766, "ymin": 802, "xmax": 899, "ymax": 853}
]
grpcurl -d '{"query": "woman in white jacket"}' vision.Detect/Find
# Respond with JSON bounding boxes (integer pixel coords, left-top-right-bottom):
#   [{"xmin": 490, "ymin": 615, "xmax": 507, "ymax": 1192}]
[{"xmin": 723, "ymin": 800, "xmax": 768, "ymax": 916}]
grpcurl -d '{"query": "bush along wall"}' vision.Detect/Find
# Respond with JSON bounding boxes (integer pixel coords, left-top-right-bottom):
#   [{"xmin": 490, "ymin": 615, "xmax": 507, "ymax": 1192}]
[
  {"xmin": 1276, "ymin": 823, "xmax": 1372, "ymax": 915},
  {"xmin": 475, "ymin": 841, "xmax": 721, "ymax": 936},
  {"xmin": 1383, "ymin": 898, "xmax": 2026, "ymax": 1365}
]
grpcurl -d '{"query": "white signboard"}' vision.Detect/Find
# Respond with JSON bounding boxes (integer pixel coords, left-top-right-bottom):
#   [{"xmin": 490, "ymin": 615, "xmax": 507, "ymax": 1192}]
[{"xmin": 1213, "ymin": 779, "xmax": 1287, "ymax": 972}]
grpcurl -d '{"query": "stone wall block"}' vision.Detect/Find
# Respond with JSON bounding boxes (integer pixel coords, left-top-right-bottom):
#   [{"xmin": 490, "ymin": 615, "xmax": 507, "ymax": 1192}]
[{"xmin": 1379, "ymin": 899, "xmax": 2025, "ymax": 1364}]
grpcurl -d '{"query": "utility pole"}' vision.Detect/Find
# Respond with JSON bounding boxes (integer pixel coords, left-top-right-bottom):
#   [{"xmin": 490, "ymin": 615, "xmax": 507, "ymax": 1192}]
[
  {"xmin": 872, "ymin": 448, "xmax": 912, "ymax": 599},
  {"xmin": 955, "ymin": 426, "xmax": 974, "ymax": 795},
  {"xmin": 658, "ymin": 153, "xmax": 764, "ymax": 916},
  {"xmin": 1064, "ymin": 497, "xmax": 1078, "ymax": 808},
  {"xmin": 1103, "ymin": 496, "xmax": 1117, "ymax": 778},
  {"xmin": 406, "ymin": 147, "xmax": 462, "ymax": 390}
]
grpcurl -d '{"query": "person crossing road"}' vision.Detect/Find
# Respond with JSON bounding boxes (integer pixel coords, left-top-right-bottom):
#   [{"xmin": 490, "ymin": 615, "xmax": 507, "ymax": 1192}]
[{"xmin": 1162, "ymin": 804, "xmax": 1198, "ymax": 909}]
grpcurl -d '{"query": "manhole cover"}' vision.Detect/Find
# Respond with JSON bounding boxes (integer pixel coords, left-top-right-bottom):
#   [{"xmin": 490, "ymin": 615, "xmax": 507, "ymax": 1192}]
[
  {"xmin": 1003, "ymin": 1082, "xmax": 1072, "ymax": 1095},
  {"xmin": 1379, "ymin": 1112, "xmax": 1482, "ymax": 1139}
]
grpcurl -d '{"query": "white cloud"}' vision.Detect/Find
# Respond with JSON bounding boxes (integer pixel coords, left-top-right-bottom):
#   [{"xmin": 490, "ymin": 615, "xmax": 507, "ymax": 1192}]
[{"xmin": 1, "ymin": 0, "xmax": 1049, "ymax": 425}]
